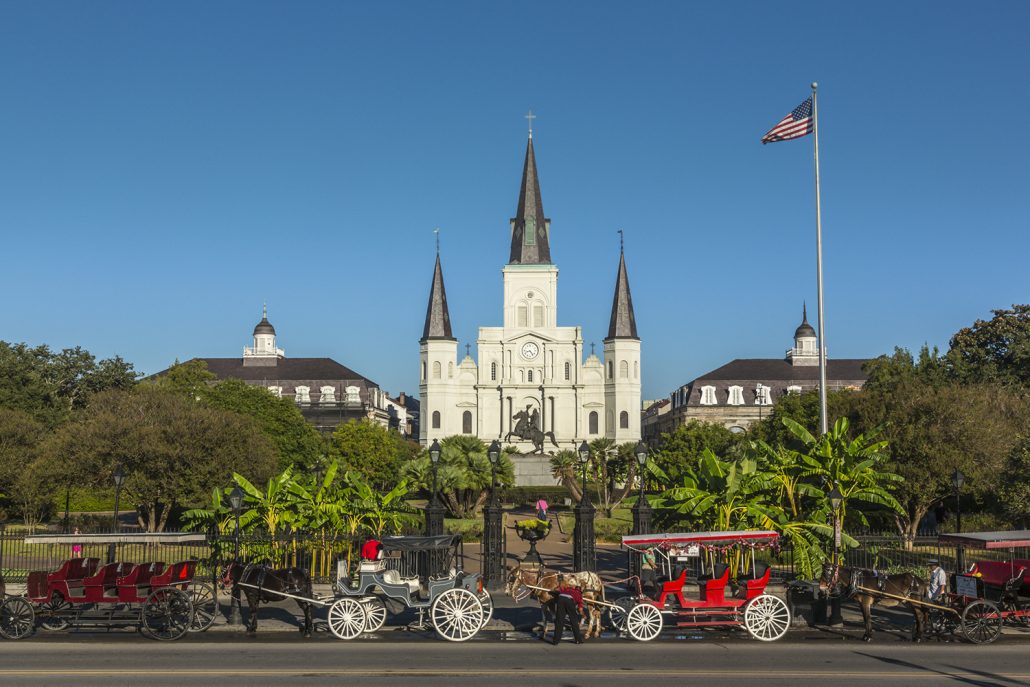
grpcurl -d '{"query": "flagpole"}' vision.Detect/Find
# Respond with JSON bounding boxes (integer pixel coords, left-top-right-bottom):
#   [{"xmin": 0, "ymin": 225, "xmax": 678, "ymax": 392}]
[{"xmin": 812, "ymin": 81, "xmax": 828, "ymax": 436}]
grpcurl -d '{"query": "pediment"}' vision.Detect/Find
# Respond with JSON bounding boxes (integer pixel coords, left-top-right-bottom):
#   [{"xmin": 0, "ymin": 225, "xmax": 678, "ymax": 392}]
[{"xmin": 505, "ymin": 331, "xmax": 558, "ymax": 345}]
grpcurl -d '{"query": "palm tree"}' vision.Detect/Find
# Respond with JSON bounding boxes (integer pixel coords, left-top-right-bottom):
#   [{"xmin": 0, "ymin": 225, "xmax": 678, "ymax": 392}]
[
  {"xmin": 550, "ymin": 450, "xmax": 582, "ymax": 502},
  {"xmin": 401, "ymin": 436, "xmax": 514, "ymax": 518}
]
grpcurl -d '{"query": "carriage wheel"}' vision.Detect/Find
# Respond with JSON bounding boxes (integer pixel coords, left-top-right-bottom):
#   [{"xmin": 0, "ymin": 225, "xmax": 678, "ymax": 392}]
[
  {"xmin": 187, "ymin": 582, "xmax": 217, "ymax": 632},
  {"xmin": 478, "ymin": 590, "xmax": 494, "ymax": 630},
  {"xmin": 961, "ymin": 600, "xmax": 1003, "ymax": 644},
  {"xmin": 743, "ymin": 594, "xmax": 791, "ymax": 642},
  {"xmin": 361, "ymin": 597, "xmax": 388, "ymax": 633},
  {"xmin": 327, "ymin": 598, "xmax": 367, "ymax": 640},
  {"xmin": 626, "ymin": 602, "xmax": 663, "ymax": 641},
  {"xmin": 607, "ymin": 596, "xmax": 636, "ymax": 632},
  {"xmin": 38, "ymin": 593, "xmax": 71, "ymax": 631},
  {"xmin": 141, "ymin": 588, "xmax": 193, "ymax": 641},
  {"xmin": 0, "ymin": 597, "xmax": 35, "ymax": 640},
  {"xmin": 431, "ymin": 587, "xmax": 484, "ymax": 642}
]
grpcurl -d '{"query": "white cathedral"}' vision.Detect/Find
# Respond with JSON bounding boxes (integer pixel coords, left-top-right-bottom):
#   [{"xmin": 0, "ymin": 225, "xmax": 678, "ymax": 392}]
[{"xmin": 419, "ymin": 132, "xmax": 642, "ymax": 454}]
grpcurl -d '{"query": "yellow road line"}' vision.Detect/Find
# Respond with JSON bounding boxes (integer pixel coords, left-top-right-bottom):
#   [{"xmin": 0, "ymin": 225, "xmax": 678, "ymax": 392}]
[{"xmin": 0, "ymin": 670, "xmax": 1027, "ymax": 679}]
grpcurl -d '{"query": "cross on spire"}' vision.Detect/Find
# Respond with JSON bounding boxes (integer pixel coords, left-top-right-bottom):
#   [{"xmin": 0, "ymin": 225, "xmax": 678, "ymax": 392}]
[
  {"xmin": 525, "ymin": 109, "xmax": 536, "ymax": 139},
  {"xmin": 434, "ymin": 227, "xmax": 440, "ymax": 254},
  {"xmin": 590, "ymin": 342, "xmax": 595, "ymax": 356},
  {"xmin": 262, "ymin": 302, "xmax": 267, "ymax": 319},
  {"xmin": 617, "ymin": 228, "xmax": 624, "ymax": 253}
]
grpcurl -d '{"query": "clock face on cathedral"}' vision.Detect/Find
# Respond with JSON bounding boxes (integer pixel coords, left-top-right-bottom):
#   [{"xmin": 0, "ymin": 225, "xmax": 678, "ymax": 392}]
[{"xmin": 521, "ymin": 341, "xmax": 539, "ymax": 360}]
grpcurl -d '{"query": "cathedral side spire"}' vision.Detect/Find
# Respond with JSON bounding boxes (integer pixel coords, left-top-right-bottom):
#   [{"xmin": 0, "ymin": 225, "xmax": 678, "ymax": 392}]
[
  {"xmin": 606, "ymin": 245, "xmax": 639, "ymax": 340},
  {"xmin": 509, "ymin": 134, "xmax": 552, "ymax": 265},
  {"xmin": 421, "ymin": 253, "xmax": 455, "ymax": 342}
]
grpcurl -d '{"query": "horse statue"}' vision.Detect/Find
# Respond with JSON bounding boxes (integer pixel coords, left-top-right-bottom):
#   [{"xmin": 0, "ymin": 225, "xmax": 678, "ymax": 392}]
[
  {"xmin": 819, "ymin": 562, "xmax": 930, "ymax": 642},
  {"xmin": 504, "ymin": 406, "xmax": 559, "ymax": 454},
  {"xmin": 505, "ymin": 565, "xmax": 606, "ymax": 639},
  {"xmin": 220, "ymin": 560, "xmax": 315, "ymax": 637}
]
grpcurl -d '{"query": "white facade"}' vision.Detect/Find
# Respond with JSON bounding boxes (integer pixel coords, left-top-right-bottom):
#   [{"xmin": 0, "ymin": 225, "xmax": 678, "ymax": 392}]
[{"xmin": 419, "ymin": 135, "xmax": 641, "ymax": 451}]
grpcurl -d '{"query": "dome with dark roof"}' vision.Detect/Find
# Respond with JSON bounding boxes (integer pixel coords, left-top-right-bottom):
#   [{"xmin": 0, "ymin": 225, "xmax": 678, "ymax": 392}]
[
  {"xmin": 794, "ymin": 304, "xmax": 816, "ymax": 339},
  {"xmin": 253, "ymin": 317, "xmax": 276, "ymax": 336}
]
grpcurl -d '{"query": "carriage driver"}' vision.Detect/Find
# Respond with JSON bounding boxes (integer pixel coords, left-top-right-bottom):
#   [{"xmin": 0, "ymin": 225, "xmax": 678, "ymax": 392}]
[
  {"xmin": 927, "ymin": 560, "xmax": 947, "ymax": 602},
  {"xmin": 550, "ymin": 584, "xmax": 585, "ymax": 645}
]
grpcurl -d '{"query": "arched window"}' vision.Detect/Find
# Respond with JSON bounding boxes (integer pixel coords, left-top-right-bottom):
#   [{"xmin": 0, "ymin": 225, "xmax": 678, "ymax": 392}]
[
  {"xmin": 528, "ymin": 369, "xmax": 533, "ymax": 383},
  {"xmin": 564, "ymin": 361, "xmax": 571, "ymax": 381},
  {"xmin": 533, "ymin": 304, "xmax": 544, "ymax": 327},
  {"xmin": 491, "ymin": 362, "xmax": 497, "ymax": 381},
  {"xmin": 634, "ymin": 361, "xmax": 638, "ymax": 379},
  {"xmin": 619, "ymin": 360, "xmax": 629, "ymax": 378},
  {"xmin": 517, "ymin": 304, "xmax": 528, "ymax": 327},
  {"xmin": 294, "ymin": 386, "xmax": 310, "ymax": 404},
  {"xmin": 608, "ymin": 361, "xmax": 613, "ymax": 379},
  {"xmin": 421, "ymin": 362, "xmax": 426, "ymax": 381},
  {"xmin": 462, "ymin": 411, "xmax": 472, "ymax": 434},
  {"xmin": 432, "ymin": 411, "xmax": 441, "ymax": 429},
  {"xmin": 432, "ymin": 361, "xmax": 441, "ymax": 379},
  {"xmin": 320, "ymin": 386, "xmax": 336, "ymax": 404},
  {"xmin": 620, "ymin": 410, "xmax": 629, "ymax": 429},
  {"xmin": 448, "ymin": 361, "xmax": 453, "ymax": 377},
  {"xmin": 589, "ymin": 411, "xmax": 598, "ymax": 434}
]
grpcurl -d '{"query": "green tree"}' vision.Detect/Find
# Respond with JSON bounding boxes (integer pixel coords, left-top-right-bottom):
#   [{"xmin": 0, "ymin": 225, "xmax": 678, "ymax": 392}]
[
  {"xmin": 588, "ymin": 439, "xmax": 639, "ymax": 517},
  {"xmin": 48, "ymin": 386, "xmax": 277, "ymax": 531},
  {"xmin": 997, "ymin": 436, "xmax": 1030, "ymax": 528},
  {"xmin": 402, "ymin": 435, "xmax": 514, "ymax": 518},
  {"xmin": 751, "ymin": 389, "xmax": 859, "ymax": 448},
  {"xmin": 947, "ymin": 304, "xmax": 1030, "ymax": 387},
  {"xmin": 204, "ymin": 378, "xmax": 323, "ymax": 470},
  {"xmin": 855, "ymin": 347, "xmax": 1028, "ymax": 542},
  {"xmin": 150, "ymin": 359, "xmax": 216, "ymax": 396},
  {"xmin": 0, "ymin": 342, "xmax": 137, "ymax": 427},
  {"xmin": 327, "ymin": 419, "xmax": 408, "ymax": 491},
  {"xmin": 654, "ymin": 421, "xmax": 745, "ymax": 484}
]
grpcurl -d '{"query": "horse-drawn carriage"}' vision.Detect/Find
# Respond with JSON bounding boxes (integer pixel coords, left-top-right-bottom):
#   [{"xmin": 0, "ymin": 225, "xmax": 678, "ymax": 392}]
[
  {"xmin": 818, "ymin": 529, "xmax": 1030, "ymax": 644},
  {"xmin": 0, "ymin": 533, "xmax": 215, "ymax": 641},
  {"xmin": 326, "ymin": 534, "xmax": 491, "ymax": 642},
  {"xmin": 225, "ymin": 534, "xmax": 491, "ymax": 642},
  {"xmin": 612, "ymin": 530, "xmax": 792, "ymax": 641}
]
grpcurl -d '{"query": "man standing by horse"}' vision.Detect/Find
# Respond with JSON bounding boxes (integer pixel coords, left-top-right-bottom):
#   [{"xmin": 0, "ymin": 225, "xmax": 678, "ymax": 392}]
[{"xmin": 550, "ymin": 583, "xmax": 584, "ymax": 645}]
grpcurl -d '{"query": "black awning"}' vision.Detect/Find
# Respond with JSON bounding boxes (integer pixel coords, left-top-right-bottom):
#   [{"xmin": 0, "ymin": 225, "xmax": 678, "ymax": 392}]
[{"xmin": 380, "ymin": 534, "xmax": 461, "ymax": 552}]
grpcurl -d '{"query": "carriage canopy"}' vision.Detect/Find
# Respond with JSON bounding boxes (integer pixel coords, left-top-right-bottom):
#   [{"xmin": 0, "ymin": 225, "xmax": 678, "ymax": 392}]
[
  {"xmin": 23, "ymin": 533, "xmax": 207, "ymax": 545},
  {"xmin": 937, "ymin": 530, "xmax": 1030, "ymax": 549},
  {"xmin": 379, "ymin": 534, "xmax": 462, "ymax": 552},
  {"xmin": 621, "ymin": 530, "xmax": 779, "ymax": 549}
]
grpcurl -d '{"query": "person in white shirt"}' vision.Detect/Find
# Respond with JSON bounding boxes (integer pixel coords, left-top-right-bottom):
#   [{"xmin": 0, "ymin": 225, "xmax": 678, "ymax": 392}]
[{"xmin": 927, "ymin": 560, "xmax": 947, "ymax": 601}]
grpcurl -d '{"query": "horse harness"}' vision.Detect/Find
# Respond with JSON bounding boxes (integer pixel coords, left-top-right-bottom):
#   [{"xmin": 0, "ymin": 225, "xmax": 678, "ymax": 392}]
[{"xmin": 239, "ymin": 563, "xmax": 306, "ymax": 598}]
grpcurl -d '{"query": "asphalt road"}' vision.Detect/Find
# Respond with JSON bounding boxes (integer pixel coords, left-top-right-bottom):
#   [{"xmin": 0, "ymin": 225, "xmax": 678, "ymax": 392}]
[{"xmin": 1, "ymin": 634, "xmax": 1027, "ymax": 687}]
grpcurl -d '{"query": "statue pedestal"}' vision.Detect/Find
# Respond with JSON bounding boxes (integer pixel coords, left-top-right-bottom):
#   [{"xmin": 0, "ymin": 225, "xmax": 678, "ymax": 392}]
[{"xmin": 509, "ymin": 452, "xmax": 559, "ymax": 486}]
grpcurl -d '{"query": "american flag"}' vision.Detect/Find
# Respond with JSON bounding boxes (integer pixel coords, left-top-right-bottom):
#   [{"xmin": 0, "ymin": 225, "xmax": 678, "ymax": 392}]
[{"xmin": 761, "ymin": 97, "xmax": 813, "ymax": 144}]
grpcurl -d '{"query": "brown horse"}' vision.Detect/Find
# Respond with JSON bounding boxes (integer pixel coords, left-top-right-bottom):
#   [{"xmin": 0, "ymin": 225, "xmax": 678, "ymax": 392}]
[
  {"xmin": 220, "ymin": 561, "xmax": 314, "ymax": 637},
  {"xmin": 819, "ymin": 563, "xmax": 930, "ymax": 642},
  {"xmin": 505, "ymin": 565, "xmax": 606, "ymax": 639}
]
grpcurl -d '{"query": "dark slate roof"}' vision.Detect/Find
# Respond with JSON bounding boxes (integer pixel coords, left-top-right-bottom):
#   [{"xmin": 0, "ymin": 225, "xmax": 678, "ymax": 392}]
[
  {"xmin": 421, "ymin": 253, "xmax": 455, "ymax": 342},
  {"xmin": 606, "ymin": 250, "xmax": 639, "ymax": 340},
  {"xmin": 508, "ymin": 136, "xmax": 552, "ymax": 265},
  {"xmin": 253, "ymin": 317, "xmax": 276, "ymax": 336},
  {"xmin": 794, "ymin": 304, "xmax": 816, "ymax": 339},
  {"xmin": 695, "ymin": 358, "xmax": 869, "ymax": 382},
  {"xmin": 194, "ymin": 357, "xmax": 379, "ymax": 387}
]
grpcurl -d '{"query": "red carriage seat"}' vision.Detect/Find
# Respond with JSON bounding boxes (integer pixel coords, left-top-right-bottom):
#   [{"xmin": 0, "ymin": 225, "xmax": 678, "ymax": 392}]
[
  {"xmin": 655, "ymin": 567, "xmax": 688, "ymax": 608},
  {"xmin": 149, "ymin": 561, "xmax": 196, "ymax": 588},
  {"xmin": 116, "ymin": 562, "xmax": 166, "ymax": 602},
  {"xmin": 82, "ymin": 562, "xmax": 135, "ymax": 601},
  {"xmin": 735, "ymin": 563, "xmax": 771, "ymax": 600},
  {"xmin": 41, "ymin": 557, "xmax": 101, "ymax": 600},
  {"xmin": 699, "ymin": 563, "xmax": 730, "ymax": 604}
]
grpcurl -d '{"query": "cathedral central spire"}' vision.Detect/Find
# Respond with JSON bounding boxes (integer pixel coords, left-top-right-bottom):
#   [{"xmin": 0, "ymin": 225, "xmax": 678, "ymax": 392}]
[{"xmin": 509, "ymin": 135, "xmax": 552, "ymax": 265}]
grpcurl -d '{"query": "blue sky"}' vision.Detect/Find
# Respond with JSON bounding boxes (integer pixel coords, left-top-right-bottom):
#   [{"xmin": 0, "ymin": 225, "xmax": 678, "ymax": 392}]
[{"xmin": 2, "ymin": 2, "xmax": 1027, "ymax": 401}]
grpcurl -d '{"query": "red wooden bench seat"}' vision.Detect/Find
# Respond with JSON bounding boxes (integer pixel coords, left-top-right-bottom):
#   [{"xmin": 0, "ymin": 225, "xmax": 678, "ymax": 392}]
[
  {"xmin": 969, "ymin": 560, "xmax": 1030, "ymax": 594},
  {"xmin": 27, "ymin": 558, "xmax": 100, "ymax": 602},
  {"xmin": 116, "ymin": 562, "xmax": 166, "ymax": 602},
  {"xmin": 149, "ymin": 561, "xmax": 196, "ymax": 588},
  {"xmin": 735, "ymin": 563, "xmax": 771, "ymax": 600},
  {"xmin": 656, "ymin": 568, "xmax": 687, "ymax": 608},
  {"xmin": 699, "ymin": 564, "xmax": 730, "ymax": 604},
  {"xmin": 82, "ymin": 562, "xmax": 135, "ymax": 601}
]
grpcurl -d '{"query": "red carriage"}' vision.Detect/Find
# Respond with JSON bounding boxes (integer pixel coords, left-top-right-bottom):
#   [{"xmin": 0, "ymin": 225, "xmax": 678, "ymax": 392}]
[
  {"xmin": 615, "ymin": 530, "xmax": 791, "ymax": 641},
  {"xmin": 0, "ymin": 533, "xmax": 216, "ymax": 641}
]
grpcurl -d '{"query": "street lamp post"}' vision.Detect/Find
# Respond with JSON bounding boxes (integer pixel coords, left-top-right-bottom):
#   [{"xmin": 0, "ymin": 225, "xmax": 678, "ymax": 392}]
[
  {"xmin": 953, "ymin": 468, "xmax": 965, "ymax": 572},
  {"xmin": 482, "ymin": 440, "xmax": 504, "ymax": 589},
  {"xmin": 107, "ymin": 466, "xmax": 125, "ymax": 564},
  {"xmin": 629, "ymin": 441, "xmax": 652, "ymax": 580},
  {"xmin": 424, "ymin": 440, "xmax": 446, "ymax": 575},
  {"xmin": 228, "ymin": 483, "xmax": 244, "ymax": 626},
  {"xmin": 828, "ymin": 485, "xmax": 844, "ymax": 626},
  {"xmin": 573, "ymin": 441, "xmax": 596, "ymax": 572}
]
